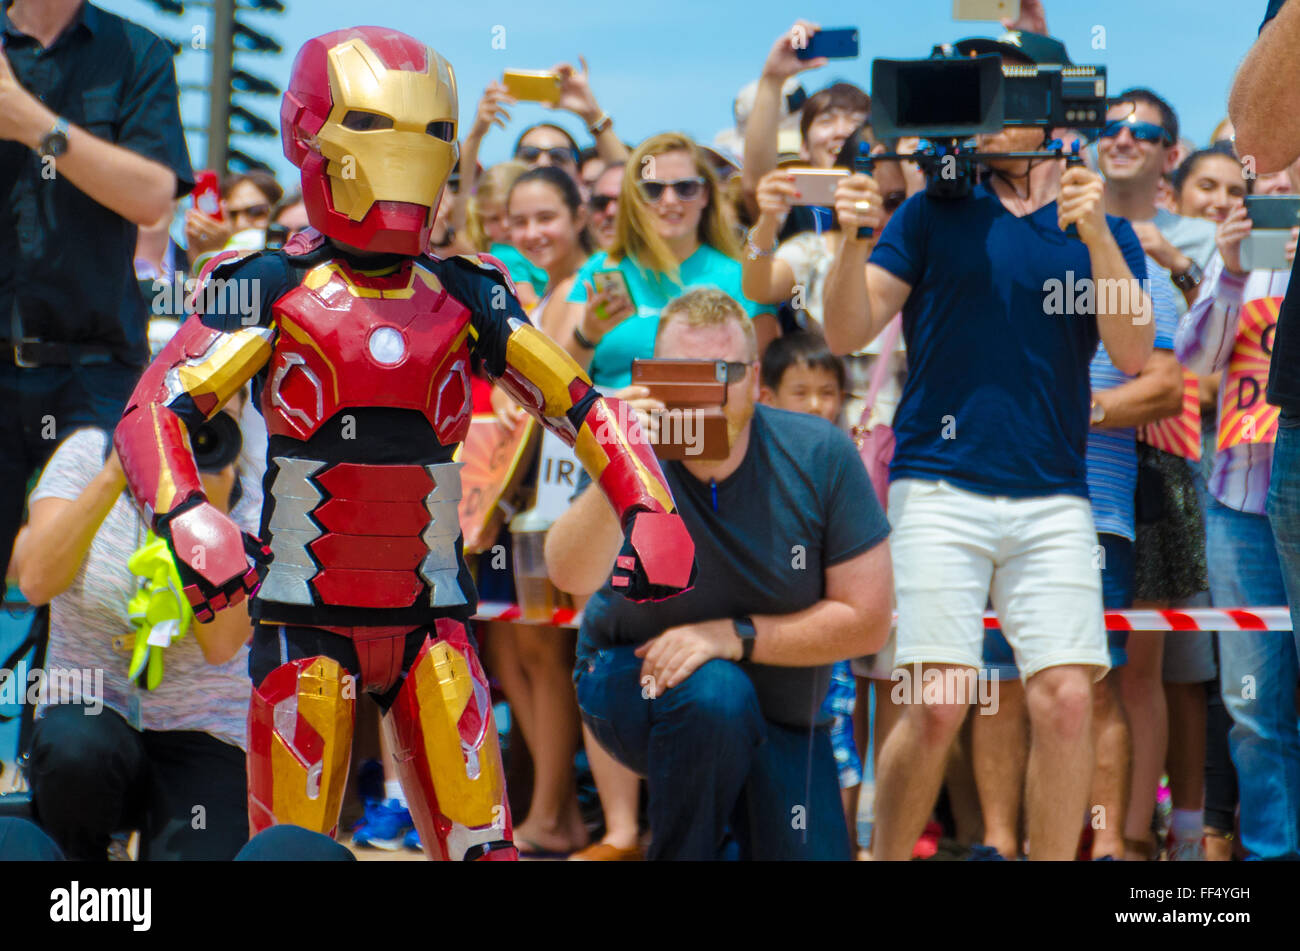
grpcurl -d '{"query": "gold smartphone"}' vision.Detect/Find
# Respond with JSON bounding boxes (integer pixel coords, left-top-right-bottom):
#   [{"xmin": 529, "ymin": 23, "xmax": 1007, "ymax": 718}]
[
  {"xmin": 952, "ymin": 0, "xmax": 1020, "ymax": 21},
  {"xmin": 502, "ymin": 69, "xmax": 562, "ymax": 104}
]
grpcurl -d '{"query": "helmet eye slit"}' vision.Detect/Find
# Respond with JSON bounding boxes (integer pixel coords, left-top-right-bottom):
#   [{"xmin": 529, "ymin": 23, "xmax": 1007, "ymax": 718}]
[
  {"xmin": 426, "ymin": 120, "xmax": 455, "ymax": 142},
  {"xmin": 341, "ymin": 110, "xmax": 394, "ymax": 132}
]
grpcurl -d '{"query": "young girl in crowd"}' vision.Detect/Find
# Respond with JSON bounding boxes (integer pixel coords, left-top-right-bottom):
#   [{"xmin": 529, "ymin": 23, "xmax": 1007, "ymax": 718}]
[{"xmin": 476, "ymin": 166, "xmax": 597, "ymax": 858}]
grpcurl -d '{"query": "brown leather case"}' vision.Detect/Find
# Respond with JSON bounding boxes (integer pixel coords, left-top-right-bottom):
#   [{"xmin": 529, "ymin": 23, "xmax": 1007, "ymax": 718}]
[{"xmin": 631, "ymin": 359, "xmax": 729, "ymax": 460}]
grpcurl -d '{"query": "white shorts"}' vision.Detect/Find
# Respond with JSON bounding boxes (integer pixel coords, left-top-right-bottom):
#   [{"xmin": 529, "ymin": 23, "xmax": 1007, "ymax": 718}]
[{"xmin": 889, "ymin": 479, "xmax": 1109, "ymax": 681}]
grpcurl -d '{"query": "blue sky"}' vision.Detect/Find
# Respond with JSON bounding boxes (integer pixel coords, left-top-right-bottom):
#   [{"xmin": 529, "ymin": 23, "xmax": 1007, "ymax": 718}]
[{"xmin": 98, "ymin": 0, "xmax": 1264, "ymax": 185}]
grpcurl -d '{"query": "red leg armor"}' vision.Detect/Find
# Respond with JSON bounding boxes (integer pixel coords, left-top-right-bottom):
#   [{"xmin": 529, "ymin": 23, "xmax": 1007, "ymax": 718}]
[
  {"xmin": 247, "ymin": 655, "xmax": 355, "ymax": 838},
  {"xmin": 383, "ymin": 620, "xmax": 517, "ymax": 861}
]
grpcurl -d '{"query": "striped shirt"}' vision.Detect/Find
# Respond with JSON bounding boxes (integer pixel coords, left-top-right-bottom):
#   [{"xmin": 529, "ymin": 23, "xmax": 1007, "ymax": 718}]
[
  {"xmin": 1175, "ymin": 253, "xmax": 1288, "ymax": 515},
  {"xmin": 1085, "ymin": 255, "xmax": 1180, "ymax": 541}
]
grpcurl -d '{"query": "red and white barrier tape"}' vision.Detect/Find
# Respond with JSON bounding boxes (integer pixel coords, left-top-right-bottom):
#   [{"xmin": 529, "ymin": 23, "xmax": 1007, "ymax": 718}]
[{"xmin": 473, "ymin": 602, "xmax": 1295, "ymax": 632}]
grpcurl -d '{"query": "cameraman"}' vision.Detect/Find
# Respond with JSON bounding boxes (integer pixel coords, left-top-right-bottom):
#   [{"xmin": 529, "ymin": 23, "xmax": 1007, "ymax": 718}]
[
  {"xmin": 545, "ymin": 288, "xmax": 892, "ymax": 860},
  {"xmin": 822, "ymin": 33, "xmax": 1154, "ymax": 860},
  {"xmin": 11, "ymin": 393, "xmax": 257, "ymax": 860}
]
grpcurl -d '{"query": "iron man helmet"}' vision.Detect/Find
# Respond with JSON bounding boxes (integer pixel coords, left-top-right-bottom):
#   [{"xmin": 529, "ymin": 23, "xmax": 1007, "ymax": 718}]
[{"xmin": 281, "ymin": 27, "xmax": 458, "ymax": 256}]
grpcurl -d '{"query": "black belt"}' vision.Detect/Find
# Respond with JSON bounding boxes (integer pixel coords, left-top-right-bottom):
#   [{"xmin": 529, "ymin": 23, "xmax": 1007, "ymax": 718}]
[{"xmin": 1, "ymin": 339, "xmax": 116, "ymax": 367}]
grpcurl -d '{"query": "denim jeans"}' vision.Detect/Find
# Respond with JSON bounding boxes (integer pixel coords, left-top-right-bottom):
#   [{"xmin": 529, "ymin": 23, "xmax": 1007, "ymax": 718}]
[
  {"xmin": 1211, "ymin": 464, "xmax": 1300, "ymax": 858},
  {"xmin": 575, "ymin": 643, "xmax": 849, "ymax": 861}
]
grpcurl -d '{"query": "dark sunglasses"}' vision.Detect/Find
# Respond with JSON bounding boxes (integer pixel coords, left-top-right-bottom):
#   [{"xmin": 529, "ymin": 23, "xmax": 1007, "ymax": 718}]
[
  {"xmin": 229, "ymin": 202, "xmax": 271, "ymax": 220},
  {"xmin": 1098, "ymin": 119, "xmax": 1173, "ymax": 147},
  {"xmin": 590, "ymin": 194, "xmax": 618, "ymax": 213},
  {"xmin": 638, "ymin": 177, "xmax": 706, "ymax": 203},
  {"xmin": 516, "ymin": 145, "xmax": 577, "ymax": 164}
]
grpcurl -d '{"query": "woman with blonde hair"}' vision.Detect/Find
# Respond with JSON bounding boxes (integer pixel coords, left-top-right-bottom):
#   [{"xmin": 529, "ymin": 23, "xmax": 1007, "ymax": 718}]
[{"xmin": 558, "ymin": 132, "xmax": 777, "ymax": 386}]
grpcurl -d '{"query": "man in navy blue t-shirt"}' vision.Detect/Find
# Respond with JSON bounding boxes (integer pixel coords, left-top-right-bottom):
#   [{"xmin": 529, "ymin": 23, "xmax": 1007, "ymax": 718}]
[{"xmin": 821, "ymin": 34, "xmax": 1154, "ymax": 860}]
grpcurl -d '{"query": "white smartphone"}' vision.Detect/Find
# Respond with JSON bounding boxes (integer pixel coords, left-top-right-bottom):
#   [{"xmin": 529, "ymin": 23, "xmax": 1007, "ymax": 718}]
[
  {"xmin": 953, "ymin": 0, "xmax": 1020, "ymax": 21},
  {"xmin": 787, "ymin": 168, "xmax": 850, "ymax": 207},
  {"xmin": 1242, "ymin": 196, "xmax": 1300, "ymax": 271}
]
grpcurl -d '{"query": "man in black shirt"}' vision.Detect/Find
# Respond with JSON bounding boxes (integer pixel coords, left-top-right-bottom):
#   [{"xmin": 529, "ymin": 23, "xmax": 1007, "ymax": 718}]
[
  {"xmin": 0, "ymin": 0, "xmax": 193, "ymax": 579},
  {"xmin": 546, "ymin": 287, "xmax": 892, "ymax": 859}
]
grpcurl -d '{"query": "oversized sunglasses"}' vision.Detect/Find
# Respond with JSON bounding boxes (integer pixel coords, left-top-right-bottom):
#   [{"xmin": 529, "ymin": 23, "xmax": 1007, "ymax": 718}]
[
  {"xmin": 516, "ymin": 145, "xmax": 577, "ymax": 164},
  {"xmin": 1098, "ymin": 119, "xmax": 1173, "ymax": 146},
  {"xmin": 638, "ymin": 177, "xmax": 706, "ymax": 202},
  {"xmin": 590, "ymin": 194, "xmax": 618, "ymax": 213}
]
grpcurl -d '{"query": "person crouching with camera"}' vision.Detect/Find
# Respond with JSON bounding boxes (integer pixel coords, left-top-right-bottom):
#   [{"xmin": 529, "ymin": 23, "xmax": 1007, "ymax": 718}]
[
  {"xmin": 11, "ymin": 391, "xmax": 258, "ymax": 860},
  {"xmin": 545, "ymin": 287, "xmax": 893, "ymax": 860}
]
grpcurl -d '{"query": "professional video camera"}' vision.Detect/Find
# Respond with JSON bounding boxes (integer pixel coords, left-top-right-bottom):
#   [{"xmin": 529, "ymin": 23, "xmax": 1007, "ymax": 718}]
[{"xmin": 856, "ymin": 33, "xmax": 1107, "ymax": 205}]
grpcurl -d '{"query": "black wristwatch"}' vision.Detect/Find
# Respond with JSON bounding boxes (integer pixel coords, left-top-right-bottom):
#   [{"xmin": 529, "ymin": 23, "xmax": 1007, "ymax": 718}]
[
  {"xmin": 38, "ymin": 117, "xmax": 70, "ymax": 159},
  {"xmin": 734, "ymin": 616, "xmax": 757, "ymax": 662},
  {"xmin": 1172, "ymin": 260, "xmax": 1203, "ymax": 293}
]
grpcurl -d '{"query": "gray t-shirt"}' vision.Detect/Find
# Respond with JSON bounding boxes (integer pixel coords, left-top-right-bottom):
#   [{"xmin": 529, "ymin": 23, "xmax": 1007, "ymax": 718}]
[
  {"xmin": 30, "ymin": 428, "xmax": 260, "ymax": 750},
  {"xmin": 577, "ymin": 405, "xmax": 891, "ymax": 728}
]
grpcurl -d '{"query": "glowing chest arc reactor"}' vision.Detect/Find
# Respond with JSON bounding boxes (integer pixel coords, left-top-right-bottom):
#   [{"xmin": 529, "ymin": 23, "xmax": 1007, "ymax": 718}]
[{"xmin": 367, "ymin": 325, "xmax": 407, "ymax": 365}]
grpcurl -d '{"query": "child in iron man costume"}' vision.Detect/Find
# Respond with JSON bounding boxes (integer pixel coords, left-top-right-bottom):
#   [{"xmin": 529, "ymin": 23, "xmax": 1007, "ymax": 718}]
[{"xmin": 113, "ymin": 27, "xmax": 695, "ymax": 861}]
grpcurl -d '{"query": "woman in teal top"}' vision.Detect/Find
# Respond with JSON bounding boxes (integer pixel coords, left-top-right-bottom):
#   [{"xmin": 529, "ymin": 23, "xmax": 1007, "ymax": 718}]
[{"xmin": 559, "ymin": 132, "xmax": 777, "ymax": 388}]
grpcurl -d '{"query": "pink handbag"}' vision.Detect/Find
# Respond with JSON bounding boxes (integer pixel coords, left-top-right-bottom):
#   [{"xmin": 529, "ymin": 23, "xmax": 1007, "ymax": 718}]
[{"xmin": 852, "ymin": 316, "xmax": 903, "ymax": 508}]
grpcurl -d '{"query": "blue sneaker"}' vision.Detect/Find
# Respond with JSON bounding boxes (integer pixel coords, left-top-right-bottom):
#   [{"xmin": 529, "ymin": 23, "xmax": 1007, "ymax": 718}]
[
  {"xmin": 403, "ymin": 825, "xmax": 422, "ymax": 852},
  {"xmin": 967, "ymin": 844, "xmax": 1007, "ymax": 860},
  {"xmin": 351, "ymin": 799, "xmax": 414, "ymax": 851}
]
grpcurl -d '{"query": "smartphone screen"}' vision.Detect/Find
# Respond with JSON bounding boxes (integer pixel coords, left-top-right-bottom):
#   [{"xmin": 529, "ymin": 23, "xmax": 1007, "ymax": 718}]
[
  {"xmin": 592, "ymin": 270, "xmax": 634, "ymax": 320},
  {"xmin": 1245, "ymin": 195, "xmax": 1300, "ymax": 230},
  {"xmin": 796, "ymin": 27, "xmax": 859, "ymax": 61}
]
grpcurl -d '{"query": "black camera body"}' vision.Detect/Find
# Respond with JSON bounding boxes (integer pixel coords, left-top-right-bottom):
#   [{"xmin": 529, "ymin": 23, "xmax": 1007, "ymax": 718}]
[
  {"xmin": 190, "ymin": 412, "xmax": 243, "ymax": 473},
  {"xmin": 861, "ymin": 53, "xmax": 1107, "ymax": 204}
]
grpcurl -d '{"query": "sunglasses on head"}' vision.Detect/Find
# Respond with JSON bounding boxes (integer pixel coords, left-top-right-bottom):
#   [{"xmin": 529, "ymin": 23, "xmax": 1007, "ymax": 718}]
[
  {"xmin": 638, "ymin": 177, "xmax": 706, "ymax": 203},
  {"xmin": 1099, "ymin": 119, "xmax": 1173, "ymax": 146},
  {"xmin": 516, "ymin": 145, "xmax": 577, "ymax": 164},
  {"xmin": 590, "ymin": 194, "xmax": 617, "ymax": 213}
]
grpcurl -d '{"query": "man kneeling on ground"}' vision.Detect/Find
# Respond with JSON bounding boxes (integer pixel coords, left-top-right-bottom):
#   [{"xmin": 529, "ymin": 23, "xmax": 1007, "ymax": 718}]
[{"xmin": 545, "ymin": 287, "xmax": 893, "ymax": 860}]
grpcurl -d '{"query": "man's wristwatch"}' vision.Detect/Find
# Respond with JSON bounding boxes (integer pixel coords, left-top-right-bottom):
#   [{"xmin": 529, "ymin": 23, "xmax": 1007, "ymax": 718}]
[
  {"xmin": 38, "ymin": 117, "xmax": 70, "ymax": 159},
  {"xmin": 587, "ymin": 112, "xmax": 613, "ymax": 136},
  {"xmin": 733, "ymin": 616, "xmax": 757, "ymax": 662},
  {"xmin": 1171, "ymin": 260, "xmax": 1203, "ymax": 292}
]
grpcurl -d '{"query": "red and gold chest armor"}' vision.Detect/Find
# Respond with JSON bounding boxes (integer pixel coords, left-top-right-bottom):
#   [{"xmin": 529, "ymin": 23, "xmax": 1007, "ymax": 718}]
[{"xmin": 257, "ymin": 258, "xmax": 472, "ymax": 614}]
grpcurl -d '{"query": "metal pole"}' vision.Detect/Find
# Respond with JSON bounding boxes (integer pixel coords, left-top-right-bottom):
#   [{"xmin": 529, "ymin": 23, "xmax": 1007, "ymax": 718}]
[{"xmin": 206, "ymin": 0, "xmax": 234, "ymax": 172}]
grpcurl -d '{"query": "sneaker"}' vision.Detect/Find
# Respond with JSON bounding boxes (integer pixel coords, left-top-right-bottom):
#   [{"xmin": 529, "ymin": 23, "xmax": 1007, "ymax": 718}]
[
  {"xmin": 351, "ymin": 799, "xmax": 414, "ymax": 851},
  {"xmin": 1166, "ymin": 836, "xmax": 1206, "ymax": 861},
  {"xmin": 403, "ymin": 825, "xmax": 422, "ymax": 852},
  {"xmin": 912, "ymin": 820, "xmax": 943, "ymax": 859},
  {"xmin": 967, "ymin": 844, "xmax": 1007, "ymax": 861}
]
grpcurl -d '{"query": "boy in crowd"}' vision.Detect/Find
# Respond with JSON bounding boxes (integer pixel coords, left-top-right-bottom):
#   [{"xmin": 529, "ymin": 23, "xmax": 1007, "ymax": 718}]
[{"xmin": 759, "ymin": 334, "xmax": 862, "ymax": 848}]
